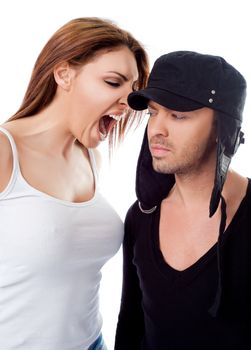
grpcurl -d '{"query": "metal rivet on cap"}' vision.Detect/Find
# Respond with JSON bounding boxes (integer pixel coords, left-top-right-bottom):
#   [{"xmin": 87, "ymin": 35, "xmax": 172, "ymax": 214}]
[
  {"xmin": 209, "ymin": 98, "xmax": 213, "ymax": 103},
  {"xmin": 211, "ymin": 90, "xmax": 216, "ymax": 94}
]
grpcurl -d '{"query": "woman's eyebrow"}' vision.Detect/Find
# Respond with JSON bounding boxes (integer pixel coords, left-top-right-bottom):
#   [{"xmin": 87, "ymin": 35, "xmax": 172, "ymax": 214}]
[{"xmin": 107, "ymin": 71, "xmax": 128, "ymax": 81}]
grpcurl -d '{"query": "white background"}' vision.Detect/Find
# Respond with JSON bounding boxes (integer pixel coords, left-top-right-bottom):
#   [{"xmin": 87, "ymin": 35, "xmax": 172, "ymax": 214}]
[{"xmin": 1, "ymin": 1, "xmax": 250, "ymax": 349}]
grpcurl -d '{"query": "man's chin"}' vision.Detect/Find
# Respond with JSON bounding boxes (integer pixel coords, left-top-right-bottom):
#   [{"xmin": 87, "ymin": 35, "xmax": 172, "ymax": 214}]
[{"xmin": 152, "ymin": 160, "xmax": 173, "ymax": 174}]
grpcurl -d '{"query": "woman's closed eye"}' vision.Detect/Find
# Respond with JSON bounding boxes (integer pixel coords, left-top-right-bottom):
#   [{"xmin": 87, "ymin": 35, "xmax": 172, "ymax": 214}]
[{"xmin": 105, "ymin": 80, "xmax": 121, "ymax": 88}]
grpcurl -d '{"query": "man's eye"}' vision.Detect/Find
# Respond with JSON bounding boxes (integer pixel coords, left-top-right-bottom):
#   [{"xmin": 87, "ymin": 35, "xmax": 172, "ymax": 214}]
[
  {"xmin": 172, "ymin": 113, "xmax": 186, "ymax": 120},
  {"xmin": 105, "ymin": 81, "xmax": 120, "ymax": 87},
  {"xmin": 147, "ymin": 109, "xmax": 156, "ymax": 117}
]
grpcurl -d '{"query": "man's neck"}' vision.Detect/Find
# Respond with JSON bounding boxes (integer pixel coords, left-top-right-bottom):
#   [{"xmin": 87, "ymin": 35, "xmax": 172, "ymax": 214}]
[{"xmin": 170, "ymin": 169, "xmax": 215, "ymax": 208}]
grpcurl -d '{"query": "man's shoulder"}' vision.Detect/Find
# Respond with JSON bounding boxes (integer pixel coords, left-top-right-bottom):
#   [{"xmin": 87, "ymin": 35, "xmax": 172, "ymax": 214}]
[
  {"xmin": 125, "ymin": 200, "xmax": 141, "ymax": 221},
  {"xmin": 245, "ymin": 177, "xmax": 251, "ymax": 193},
  {"xmin": 124, "ymin": 200, "xmax": 157, "ymax": 247},
  {"xmin": 243, "ymin": 177, "xmax": 251, "ymax": 205},
  {"xmin": 225, "ymin": 171, "xmax": 250, "ymax": 209},
  {"xmin": 228, "ymin": 175, "xmax": 251, "ymax": 226}
]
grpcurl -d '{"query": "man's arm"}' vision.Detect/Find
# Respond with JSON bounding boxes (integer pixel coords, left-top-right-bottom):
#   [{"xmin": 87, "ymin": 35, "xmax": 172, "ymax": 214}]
[{"xmin": 114, "ymin": 205, "xmax": 145, "ymax": 349}]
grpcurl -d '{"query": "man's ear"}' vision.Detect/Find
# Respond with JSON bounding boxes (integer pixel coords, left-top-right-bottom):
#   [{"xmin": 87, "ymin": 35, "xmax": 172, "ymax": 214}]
[{"xmin": 53, "ymin": 62, "xmax": 75, "ymax": 90}]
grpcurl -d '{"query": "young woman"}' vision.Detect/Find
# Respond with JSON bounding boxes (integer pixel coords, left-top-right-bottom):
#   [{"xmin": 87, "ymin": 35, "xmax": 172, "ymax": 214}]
[{"xmin": 0, "ymin": 17, "xmax": 148, "ymax": 350}]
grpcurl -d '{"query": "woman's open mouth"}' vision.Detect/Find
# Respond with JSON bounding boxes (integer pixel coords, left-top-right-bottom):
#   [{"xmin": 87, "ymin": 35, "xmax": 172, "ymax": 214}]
[{"xmin": 99, "ymin": 115, "xmax": 122, "ymax": 141}]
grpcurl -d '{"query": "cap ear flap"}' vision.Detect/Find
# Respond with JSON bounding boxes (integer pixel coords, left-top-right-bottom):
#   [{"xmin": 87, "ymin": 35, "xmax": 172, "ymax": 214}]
[
  {"xmin": 209, "ymin": 140, "xmax": 231, "ymax": 217},
  {"xmin": 232, "ymin": 129, "xmax": 245, "ymax": 154},
  {"xmin": 136, "ymin": 126, "xmax": 175, "ymax": 211},
  {"xmin": 216, "ymin": 112, "xmax": 243, "ymax": 156},
  {"xmin": 209, "ymin": 112, "xmax": 243, "ymax": 217}
]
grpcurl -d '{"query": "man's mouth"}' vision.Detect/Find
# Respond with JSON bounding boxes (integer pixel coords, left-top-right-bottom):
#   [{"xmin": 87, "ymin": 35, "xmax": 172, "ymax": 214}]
[{"xmin": 99, "ymin": 114, "xmax": 122, "ymax": 141}]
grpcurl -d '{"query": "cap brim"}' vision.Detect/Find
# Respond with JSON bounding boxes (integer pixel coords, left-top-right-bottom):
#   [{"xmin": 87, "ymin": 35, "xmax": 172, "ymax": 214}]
[{"xmin": 128, "ymin": 88, "xmax": 204, "ymax": 112}]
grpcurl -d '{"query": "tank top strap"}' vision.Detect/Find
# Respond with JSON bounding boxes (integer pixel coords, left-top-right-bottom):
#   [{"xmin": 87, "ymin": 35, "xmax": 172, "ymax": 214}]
[{"xmin": 0, "ymin": 126, "xmax": 20, "ymax": 174}]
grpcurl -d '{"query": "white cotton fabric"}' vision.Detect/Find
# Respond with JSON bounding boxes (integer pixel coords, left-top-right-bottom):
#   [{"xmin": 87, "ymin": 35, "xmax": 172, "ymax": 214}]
[{"xmin": 0, "ymin": 126, "xmax": 123, "ymax": 350}]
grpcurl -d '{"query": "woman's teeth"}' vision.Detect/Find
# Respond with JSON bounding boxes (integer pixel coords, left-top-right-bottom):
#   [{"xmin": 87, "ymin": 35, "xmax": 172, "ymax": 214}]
[{"xmin": 111, "ymin": 114, "xmax": 122, "ymax": 122}]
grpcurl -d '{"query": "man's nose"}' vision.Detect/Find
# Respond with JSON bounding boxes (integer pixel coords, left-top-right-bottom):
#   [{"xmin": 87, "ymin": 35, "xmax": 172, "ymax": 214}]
[{"xmin": 148, "ymin": 112, "xmax": 169, "ymax": 137}]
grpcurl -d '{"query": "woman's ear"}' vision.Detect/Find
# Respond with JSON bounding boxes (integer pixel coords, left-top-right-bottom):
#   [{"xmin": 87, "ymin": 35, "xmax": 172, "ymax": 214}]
[{"xmin": 53, "ymin": 62, "xmax": 75, "ymax": 91}]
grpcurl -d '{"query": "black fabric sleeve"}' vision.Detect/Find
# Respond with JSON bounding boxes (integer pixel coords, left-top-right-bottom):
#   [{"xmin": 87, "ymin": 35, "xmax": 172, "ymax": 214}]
[{"xmin": 114, "ymin": 204, "xmax": 145, "ymax": 350}]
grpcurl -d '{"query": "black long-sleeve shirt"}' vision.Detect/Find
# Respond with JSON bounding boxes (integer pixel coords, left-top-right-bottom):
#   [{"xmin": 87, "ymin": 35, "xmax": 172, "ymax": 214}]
[{"xmin": 115, "ymin": 179, "xmax": 251, "ymax": 350}]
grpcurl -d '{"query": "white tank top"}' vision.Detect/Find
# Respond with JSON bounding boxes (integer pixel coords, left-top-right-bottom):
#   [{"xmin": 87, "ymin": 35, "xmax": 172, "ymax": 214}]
[{"xmin": 0, "ymin": 126, "xmax": 123, "ymax": 350}]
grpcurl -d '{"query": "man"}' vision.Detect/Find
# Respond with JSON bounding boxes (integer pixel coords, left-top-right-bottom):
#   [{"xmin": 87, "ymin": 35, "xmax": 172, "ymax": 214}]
[{"xmin": 115, "ymin": 51, "xmax": 250, "ymax": 349}]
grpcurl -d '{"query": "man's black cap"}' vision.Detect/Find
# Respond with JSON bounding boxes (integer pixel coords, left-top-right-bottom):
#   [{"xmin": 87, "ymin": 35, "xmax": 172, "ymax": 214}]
[{"xmin": 128, "ymin": 51, "xmax": 246, "ymax": 120}]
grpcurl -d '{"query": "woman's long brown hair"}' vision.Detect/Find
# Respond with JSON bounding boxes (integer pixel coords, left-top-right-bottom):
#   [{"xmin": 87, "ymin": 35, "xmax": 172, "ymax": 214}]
[{"xmin": 8, "ymin": 17, "xmax": 149, "ymax": 148}]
